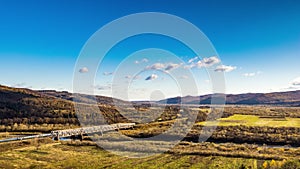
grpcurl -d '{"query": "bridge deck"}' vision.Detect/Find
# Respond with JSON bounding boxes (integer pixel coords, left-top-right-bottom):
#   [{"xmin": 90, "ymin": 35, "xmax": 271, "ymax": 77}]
[
  {"xmin": 0, "ymin": 123, "xmax": 135, "ymax": 143},
  {"xmin": 51, "ymin": 123, "xmax": 135, "ymax": 139}
]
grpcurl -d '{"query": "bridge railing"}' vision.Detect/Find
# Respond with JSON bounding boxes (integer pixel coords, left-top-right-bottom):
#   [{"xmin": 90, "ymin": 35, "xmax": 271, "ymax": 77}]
[
  {"xmin": 0, "ymin": 123, "xmax": 135, "ymax": 143},
  {"xmin": 51, "ymin": 123, "xmax": 136, "ymax": 139}
]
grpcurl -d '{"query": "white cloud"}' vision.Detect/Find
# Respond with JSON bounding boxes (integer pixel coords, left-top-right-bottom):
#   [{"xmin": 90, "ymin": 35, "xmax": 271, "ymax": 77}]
[
  {"xmin": 272, "ymin": 85, "xmax": 300, "ymax": 92},
  {"xmin": 145, "ymin": 63, "xmax": 165, "ymax": 70},
  {"xmin": 145, "ymin": 74, "xmax": 158, "ymax": 80},
  {"xmin": 97, "ymin": 86, "xmax": 111, "ymax": 91},
  {"xmin": 11, "ymin": 83, "xmax": 33, "ymax": 89},
  {"xmin": 125, "ymin": 75, "xmax": 141, "ymax": 80},
  {"xmin": 13, "ymin": 82, "xmax": 26, "ymax": 87},
  {"xmin": 188, "ymin": 56, "xmax": 198, "ymax": 63},
  {"xmin": 133, "ymin": 75, "xmax": 141, "ymax": 80},
  {"xmin": 93, "ymin": 84, "xmax": 111, "ymax": 91},
  {"xmin": 165, "ymin": 63, "xmax": 181, "ymax": 71},
  {"xmin": 142, "ymin": 58, "xmax": 149, "ymax": 63},
  {"xmin": 243, "ymin": 73, "xmax": 256, "ymax": 77},
  {"xmin": 79, "ymin": 67, "xmax": 89, "ymax": 73},
  {"xmin": 103, "ymin": 72, "xmax": 113, "ymax": 76},
  {"xmin": 202, "ymin": 56, "xmax": 220, "ymax": 65},
  {"xmin": 269, "ymin": 77, "xmax": 300, "ymax": 92},
  {"xmin": 243, "ymin": 71, "xmax": 262, "ymax": 77},
  {"xmin": 286, "ymin": 86, "xmax": 300, "ymax": 90},
  {"xmin": 193, "ymin": 56, "xmax": 220, "ymax": 68},
  {"xmin": 183, "ymin": 64, "xmax": 194, "ymax": 69},
  {"xmin": 214, "ymin": 65, "xmax": 236, "ymax": 72},
  {"xmin": 180, "ymin": 75, "xmax": 189, "ymax": 79},
  {"xmin": 134, "ymin": 58, "xmax": 149, "ymax": 64},
  {"xmin": 292, "ymin": 77, "xmax": 300, "ymax": 86},
  {"xmin": 145, "ymin": 62, "xmax": 182, "ymax": 72}
]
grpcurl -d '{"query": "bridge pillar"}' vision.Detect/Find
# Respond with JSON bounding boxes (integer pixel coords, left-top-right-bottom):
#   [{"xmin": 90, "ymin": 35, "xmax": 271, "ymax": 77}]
[
  {"xmin": 53, "ymin": 135, "xmax": 59, "ymax": 141},
  {"xmin": 71, "ymin": 135, "xmax": 76, "ymax": 141},
  {"xmin": 79, "ymin": 133, "xmax": 83, "ymax": 141}
]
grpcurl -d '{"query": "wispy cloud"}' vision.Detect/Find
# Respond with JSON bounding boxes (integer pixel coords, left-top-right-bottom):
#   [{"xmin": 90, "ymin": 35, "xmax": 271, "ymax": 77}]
[
  {"xmin": 243, "ymin": 73, "xmax": 255, "ymax": 77},
  {"xmin": 188, "ymin": 56, "xmax": 198, "ymax": 63},
  {"xmin": 271, "ymin": 77, "xmax": 300, "ymax": 92},
  {"xmin": 145, "ymin": 57, "xmax": 224, "ymax": 72},
  {"xmin": 79, "ymin": 67, "xmax": 89, "ymax": 73},
  {"xmin": 103, "ymin": 72, "xmax": 113, "ymax": 76},
  {"xmin": 292, "ymin": 77, "xmax": 300, "ymax": 86},
  {"xmin": 125, "ymin": 75, "xmax": 132, "ymax": 79},
  {"xmin": 133, "ymin": 75, "xmax": 141, "ymax": 80},
  {"xmin": 243, "ymin": 71, "xmax": 262, "ymax": 77},
  {"xmin": 202, "ymin": 56, "xmax": 220, "ymax": 66},
  {"xmin": 12, "ymin": 82, "xmax": 27, "ymax": 87},
  {"xmin": 286, "ymin": 86, "xmax": 300, "ymax": 90},
  {"xmin": 145, "ymin": 62, "xmax": 181, "ymax": 72},
  {"xmin": 196, "ymin": 56, "xmax": 220, "ymax": 68},
  {"xmin": 93, "ymin": 84, "xmax": 111, "ymax": 91},
  {"xmin": 186, "ymin": 56, "xmax": 220, "ymax": 69},
  {"xmin": 145, "ymin": 74, "xmax": 158, "ymax": 80},
  {"xmin": 12, "ymin": 82, "xmax": 33, "ymax": 89},
  {"xmin": 165, "ymin": 63, "xmax": 181, "ymax": 71},
  {"xmin": 214, "ymin": 65, "xmax": 236, "ymax": 72},
  {"xmin": 125, "ymin": 75, "xmax": 141, "ymax": 80},
  {"xmin": 134, "ymin": 58, "xmax": 149, "ymax": 64},
  {"xmin": 97, "ymin": 86, "xmax": 111, "ymax": 90},
  {"xmin": 145, "ymin": 63, "xmax": 165, "ymax": 70},
  {"xmin": 179, "ymin": 75, "xmax": 189, "ymax": 79}
]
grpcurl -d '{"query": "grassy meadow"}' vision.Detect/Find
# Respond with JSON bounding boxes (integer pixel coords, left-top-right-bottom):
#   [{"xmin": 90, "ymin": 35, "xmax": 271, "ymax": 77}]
[
  {"xmin": 0, "ymin": 106, "xmax": 299, "ymax": 168},
  {"xmin": 198, "ymin": 114, "xmax": 300, "ymax": 127},
  {"xmin": 0, "ymin": 139, "xmax": 299, "ymax": 169}
]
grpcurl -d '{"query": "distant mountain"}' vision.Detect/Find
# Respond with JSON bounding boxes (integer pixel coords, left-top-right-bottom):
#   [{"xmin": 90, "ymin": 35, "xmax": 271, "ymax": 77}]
[
  {"xmin": 158, "ymin": 91, "xmax": 300, "ymax": 106},
  {"xmin": 1, "ymin": 84, "xmax": 300, "ymax": 130},
  {"xmin": 2, "ymin": 84, "xmax": 300, "ymax": 108}
]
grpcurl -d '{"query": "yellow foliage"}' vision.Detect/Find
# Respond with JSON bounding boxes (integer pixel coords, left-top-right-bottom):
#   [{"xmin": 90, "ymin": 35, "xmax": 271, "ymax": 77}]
[
  {"xmin": 270, "ymin": 159, "xmax": 277, "ymax": 168},
  {"xmin": 262, "ymin": 161, "xmax": 268, "ymax": 169},
  {"xmin": 277, "ymin": 159, "xmax": 287, "ymax": 168}
]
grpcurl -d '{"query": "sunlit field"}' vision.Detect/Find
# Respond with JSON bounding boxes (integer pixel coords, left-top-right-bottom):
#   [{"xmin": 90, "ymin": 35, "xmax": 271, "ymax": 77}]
[
  {"xmin": 199, "ymin": 114, "xmax": 300, "ymax": 127},
  {"xmin": 1, "ymin": 139, "xmax": 299, "ymax": 169}
]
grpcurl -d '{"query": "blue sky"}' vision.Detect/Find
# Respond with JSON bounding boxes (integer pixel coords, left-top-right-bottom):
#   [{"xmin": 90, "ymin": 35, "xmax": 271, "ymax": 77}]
[{"xmin": 0, "ymin": 0, "xmax": 300, "ymax": 100}]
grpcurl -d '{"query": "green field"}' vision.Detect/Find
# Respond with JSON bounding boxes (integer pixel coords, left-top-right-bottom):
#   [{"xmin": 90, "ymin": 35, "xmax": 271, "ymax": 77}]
[{"xmin": 199, "ymin": 114, "xmax": 300, "ymax": 127}]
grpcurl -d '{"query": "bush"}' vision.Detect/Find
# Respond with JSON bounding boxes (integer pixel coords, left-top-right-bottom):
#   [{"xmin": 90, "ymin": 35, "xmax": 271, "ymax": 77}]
[{"xmin": 280, "ymin": 160, "xmax": 300, "ymax": 169}]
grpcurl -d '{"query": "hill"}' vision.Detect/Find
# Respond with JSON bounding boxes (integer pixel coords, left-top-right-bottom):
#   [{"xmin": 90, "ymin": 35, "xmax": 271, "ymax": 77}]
[
  {"xmin": 1, "ymin": 84, "xmax": 300, "ymax": 131},
  {"xmin": 157, "ymin": 91, "xmax": 300, "ymax": 106},
  {"xmin": 0, "ymin": 85, "xmax": 130, "ymax": 131}
]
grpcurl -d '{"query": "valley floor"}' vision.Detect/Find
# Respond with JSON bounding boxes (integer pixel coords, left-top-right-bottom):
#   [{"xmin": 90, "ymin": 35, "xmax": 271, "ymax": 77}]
[{"xmin": 0, "ymin": 139, "xmax": 299, "ymax": 169}]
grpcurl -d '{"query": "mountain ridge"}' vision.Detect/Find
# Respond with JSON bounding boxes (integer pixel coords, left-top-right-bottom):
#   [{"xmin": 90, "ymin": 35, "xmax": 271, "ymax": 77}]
[
  {"xmin": 1, "ymin": 84, "xmax": 300, "ymax": 106},
  {"xmin": 158, "ymin": 90, "xmax": 300, "ymax": 106}
]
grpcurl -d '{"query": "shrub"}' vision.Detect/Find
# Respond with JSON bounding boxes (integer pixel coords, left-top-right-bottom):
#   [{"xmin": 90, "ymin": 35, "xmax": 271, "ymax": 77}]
[{"xmin": 280, "ymin": 160, "xmax": 300, "ymax": 169}]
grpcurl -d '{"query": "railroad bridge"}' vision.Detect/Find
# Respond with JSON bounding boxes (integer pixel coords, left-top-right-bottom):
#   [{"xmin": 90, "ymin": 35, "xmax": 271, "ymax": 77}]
[
  {"xmin": 51, "ymin": 123, "xmax": 135, "ymax": 140},
  {"xmin": 0, "ymin": 123, "xmax": 135, "ymax": 143}
]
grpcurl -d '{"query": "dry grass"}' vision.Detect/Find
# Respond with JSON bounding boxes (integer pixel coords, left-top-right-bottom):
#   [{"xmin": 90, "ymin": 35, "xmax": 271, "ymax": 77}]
[{"xmin": 0, "ymin": 139, "xmax": 299, "ymax": 169}]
